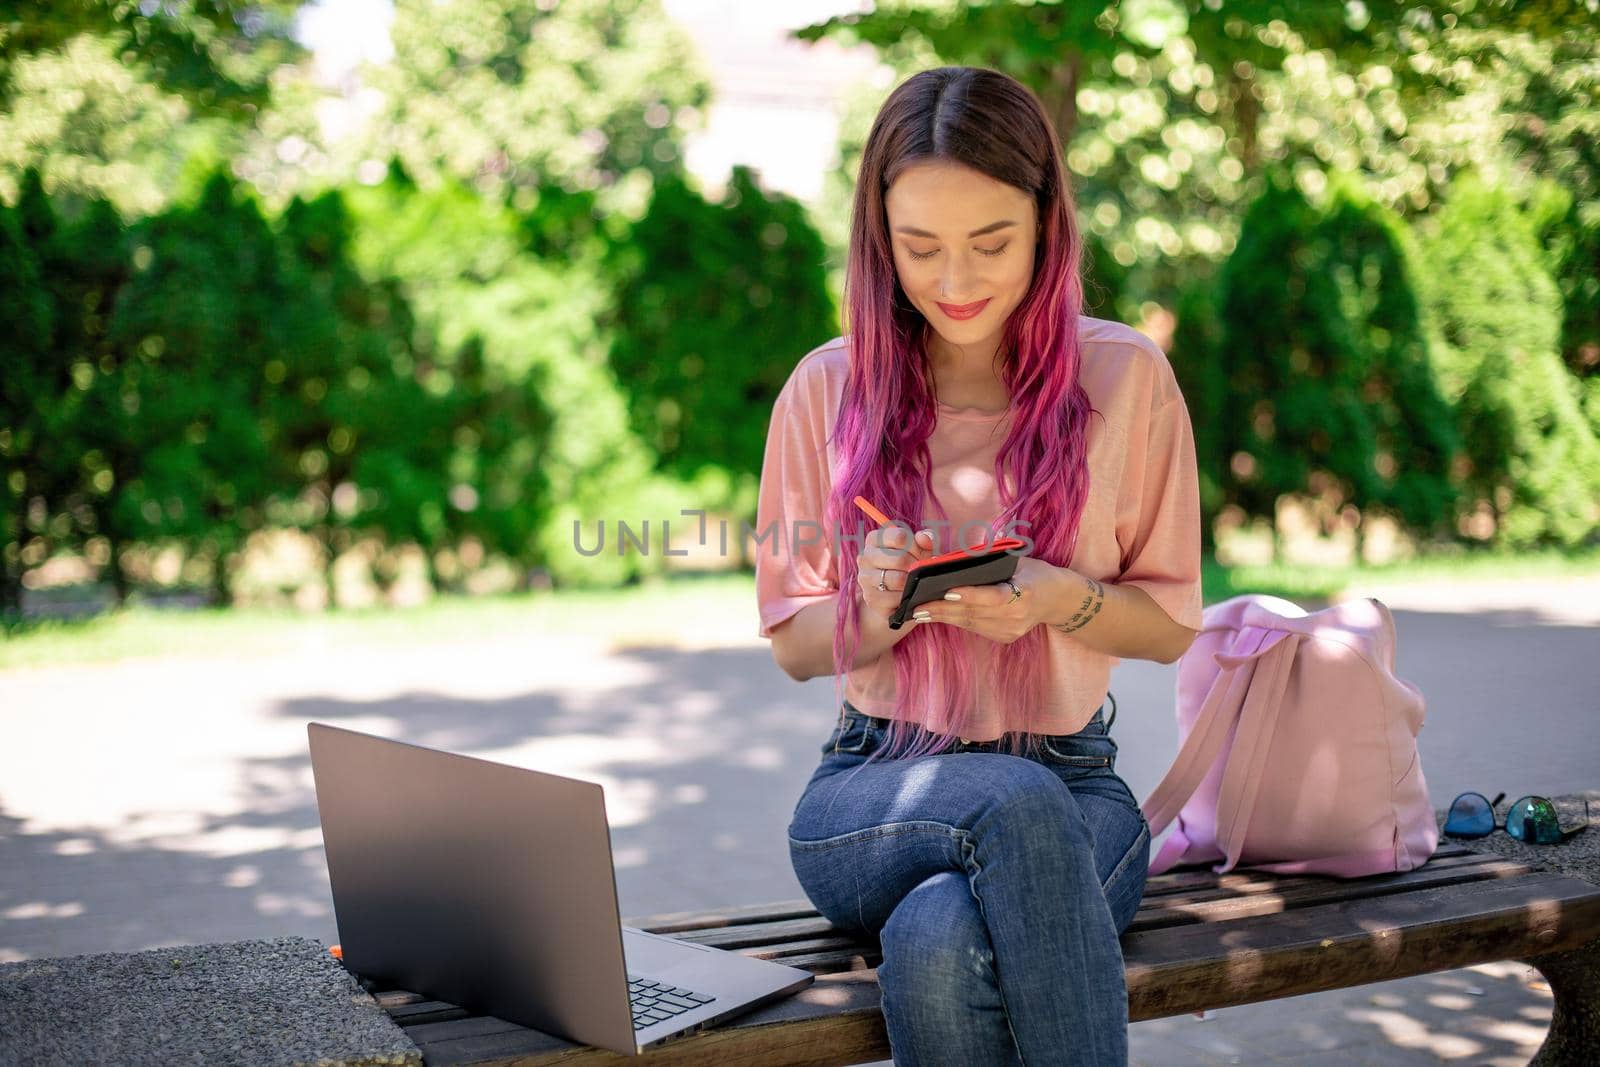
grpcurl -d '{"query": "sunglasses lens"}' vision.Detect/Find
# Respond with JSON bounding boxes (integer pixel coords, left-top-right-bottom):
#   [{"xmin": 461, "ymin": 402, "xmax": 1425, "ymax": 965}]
[
  {"xmin": 1444, "ymin": 792, "xmax": 1495, "ymax": 837},
  {"xmin": 1506, "ymin": 797, "xmax": 1562, "ymax": 844}
]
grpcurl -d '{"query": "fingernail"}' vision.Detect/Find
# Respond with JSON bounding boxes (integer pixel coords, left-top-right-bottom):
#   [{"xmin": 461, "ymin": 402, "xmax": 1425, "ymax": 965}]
[
  {"xmin": 943, "ymin": 593, "xmax": 961, "ymax": 601},
  {"xmin": 912, "ymin": 610, "xmax": 932, "ymax": 621}
]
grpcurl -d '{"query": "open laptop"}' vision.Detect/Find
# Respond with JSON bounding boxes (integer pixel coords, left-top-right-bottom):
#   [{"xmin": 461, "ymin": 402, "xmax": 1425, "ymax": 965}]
[{"xmin": 306, "ymin": 722, "xmax": 814, "ymax": 1057}]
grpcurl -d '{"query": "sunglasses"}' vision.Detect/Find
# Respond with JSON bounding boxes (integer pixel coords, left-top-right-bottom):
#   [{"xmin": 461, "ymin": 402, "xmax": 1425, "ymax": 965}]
[{"xmin": 1443, "ymin": 791, "xmax": 1591, "ymax": 844}]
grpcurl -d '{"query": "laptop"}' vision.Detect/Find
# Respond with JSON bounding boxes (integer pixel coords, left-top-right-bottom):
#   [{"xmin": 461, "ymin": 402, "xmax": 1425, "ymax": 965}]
[{"xmin": 306, "ymin": 722, "xmax": 814, "ymax": 1057}]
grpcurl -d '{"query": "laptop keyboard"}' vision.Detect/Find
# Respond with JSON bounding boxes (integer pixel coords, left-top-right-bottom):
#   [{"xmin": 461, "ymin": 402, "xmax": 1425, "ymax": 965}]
[{"xmin": 628, "ymin": 973, "xmax": 715, "ymax": 1029}]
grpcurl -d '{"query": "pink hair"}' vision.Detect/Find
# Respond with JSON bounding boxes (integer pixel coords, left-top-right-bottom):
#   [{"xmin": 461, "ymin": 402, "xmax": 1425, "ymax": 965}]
[{"xmin": 824, "ymin": 66, "xmax": 1100, "ymax": 764}]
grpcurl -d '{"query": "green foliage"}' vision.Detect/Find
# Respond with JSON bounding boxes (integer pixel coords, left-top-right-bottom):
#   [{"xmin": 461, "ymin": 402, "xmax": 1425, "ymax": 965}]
[
  {"xmin": 270, "ymin": 187, "xmax": 454, "ymax": 587},
  {"xmin": 1418, "ymin": 170, "xmax": 1600, "ymax": 546},
  {"xmin": 0, "ymin": 0, "xmax": 307, "ymax": 118},
  {"xmin": 1210, "ymin": 168, "xmax": 1458, "ymax": 543},
  {"xmin": 1079, "ymin": 226, "xmax": 1128, "ymax": 322},
  {"xmin": 1524, "ymin": 180, "xmax": 1600, "ymax": 380},
  {"xmin": 103, "ymin": 173, "xmax": 302, "ymax": 599},
  {"xmin": 352, "ymin": 0, "xmax": 711, "ymax": 205},
  {"xmin": 1311, "ymin": 173, "xmax": 1458, "ymax": 535},
  {"xmin": 803, "ymin": 0, "xmax": 1600, "ymax": 321},
  {"xmin": 0, "ymin": 166, "xmax": 499, "ymax": 605},
  {"xmin": 1168, "ymin": 262, "xmax": 1226, "ymax": 545},
  {"xmin": 0, "ymin": 32, "xmax": 195, "ymax": 217},
  {"xmin": 337, "ymin": 163, "xmax": 656, "ymax": 588},
  {"xmin": 12, "ymin": 171, "xmax": 140, "ymax": 600},
  {"xmin": 0, "ymin": 172, "xmax": 57, "ymax": 615},
  {"xmin": 605, "ymin": 166, "xmax": 837, "ymax": 483},
  {"xmin": 0, "ymin": 0, "xmax": 307, "ymax": 217},
  {"xmin": 10, "ymin": 0, "xmax": 1600, "ymax": 608}
]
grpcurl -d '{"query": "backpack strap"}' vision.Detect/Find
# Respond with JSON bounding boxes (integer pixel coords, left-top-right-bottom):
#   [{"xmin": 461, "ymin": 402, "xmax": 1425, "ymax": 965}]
[
  {"xmin": 1140, "ymin": 627, "xmax": 1273, "ymax": 845},
  {"xmin": 1147, "ymin": 822, "xmax": 1193, "ymax": 874},
  {"xmin": 1210, "ymin": 632, "xmax": 1300, "ymax": 873}
]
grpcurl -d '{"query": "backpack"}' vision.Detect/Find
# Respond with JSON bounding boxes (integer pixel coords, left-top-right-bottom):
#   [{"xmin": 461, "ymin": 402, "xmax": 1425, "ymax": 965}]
[{"xmin": 1140, "ymin": 593, "xmax": 1439, "ymax": 877}]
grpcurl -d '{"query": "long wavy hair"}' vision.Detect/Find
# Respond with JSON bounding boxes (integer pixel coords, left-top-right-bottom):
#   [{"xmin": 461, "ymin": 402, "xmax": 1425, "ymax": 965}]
[{"xmin": 825, "ymin": 66, "xmax": 1099, "ymax": 765}]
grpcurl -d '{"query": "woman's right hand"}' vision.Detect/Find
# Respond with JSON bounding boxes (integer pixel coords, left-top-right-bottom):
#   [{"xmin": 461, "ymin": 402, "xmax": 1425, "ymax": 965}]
[{"xmin": 855, "ymin": 525, "xmax": 935, "ymax": 624}]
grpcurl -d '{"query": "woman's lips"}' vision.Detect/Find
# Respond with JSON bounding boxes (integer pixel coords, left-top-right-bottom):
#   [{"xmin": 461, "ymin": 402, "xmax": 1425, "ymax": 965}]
[{"xmin": 937, "ymin": 298, "xmax": 990, "ymax": 320}]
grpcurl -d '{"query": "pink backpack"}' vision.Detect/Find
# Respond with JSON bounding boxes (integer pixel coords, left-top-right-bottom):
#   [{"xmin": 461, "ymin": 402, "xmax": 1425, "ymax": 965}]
[{"xmin": 1140, "ymin": 593, "xmax": 1439, "ymax": 878}]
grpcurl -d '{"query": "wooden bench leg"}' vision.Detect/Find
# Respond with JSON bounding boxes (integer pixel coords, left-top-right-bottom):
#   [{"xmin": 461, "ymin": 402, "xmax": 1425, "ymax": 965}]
[{"xmin": 1521, "ymin": 937, "xmax": 1600, "ymax": 1067}]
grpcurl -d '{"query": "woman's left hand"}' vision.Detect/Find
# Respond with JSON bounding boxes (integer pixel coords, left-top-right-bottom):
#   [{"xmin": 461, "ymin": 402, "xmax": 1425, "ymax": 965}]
[{"xmin": 910, "ymin": 555, "xmax": 1068, "ymax": 644}]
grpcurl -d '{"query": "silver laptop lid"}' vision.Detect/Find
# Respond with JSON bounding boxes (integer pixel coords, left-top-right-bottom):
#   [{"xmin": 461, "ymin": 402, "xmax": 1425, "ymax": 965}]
[{"xmin": 307, "ymin": 722, "xmax": 636, "ymax": 1053}]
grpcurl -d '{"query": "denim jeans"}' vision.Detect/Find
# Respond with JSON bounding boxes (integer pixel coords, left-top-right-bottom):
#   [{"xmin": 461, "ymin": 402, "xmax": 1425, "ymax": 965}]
[{"xmin": 786, "ymin": 696, "xmax": 1149, "ymax": 1066}]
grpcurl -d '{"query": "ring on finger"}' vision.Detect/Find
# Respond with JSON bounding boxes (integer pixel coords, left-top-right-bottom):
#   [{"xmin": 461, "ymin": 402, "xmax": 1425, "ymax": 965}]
[{"xmin": 877, "ymin": 567, "xmax": 888, "ymax": 592}]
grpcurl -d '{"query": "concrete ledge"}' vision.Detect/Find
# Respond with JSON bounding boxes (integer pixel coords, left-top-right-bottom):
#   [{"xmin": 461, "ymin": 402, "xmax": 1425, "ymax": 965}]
[
  {"xmin": 1435, "ymin": 789, "xmax": 1600, "ymax": 886},
  {"xmin": 0, "ymin": 936, "xmax": 422, "ymax": 1067}
]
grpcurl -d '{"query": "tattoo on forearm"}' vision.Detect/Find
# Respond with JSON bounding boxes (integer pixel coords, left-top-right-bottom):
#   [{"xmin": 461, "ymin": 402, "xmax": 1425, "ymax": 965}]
[{"xmin": 1052, "ymin": 577, "xmax": 1104, "ymax": 634}]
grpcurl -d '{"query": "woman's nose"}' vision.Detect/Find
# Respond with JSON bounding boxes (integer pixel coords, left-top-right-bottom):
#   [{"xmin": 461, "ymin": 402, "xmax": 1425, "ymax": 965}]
[{"xmin": 939, "ymin": 257, "xmax": 978, "ymax": 299}]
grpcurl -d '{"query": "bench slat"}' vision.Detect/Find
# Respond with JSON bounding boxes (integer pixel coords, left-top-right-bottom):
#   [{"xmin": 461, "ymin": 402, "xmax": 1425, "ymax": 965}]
[
  {"xmin": 1128, "ymin": 856, "xmax": 1533, "ymax": 932},
  {"xmin": 1138, "ymin": 849, "xmax": 1502, "ymax": 907},
  {"xmin": 611, "ymin": 844, "xmax": 1484, "ymax": 934},
  {"xmin": 612, "ymin": 843, "xmax": 1483, "ymax": 931},
  {"xmin": 385, "ymin": 999, "xmax": 474, "ymax": 1026},
  {"xmin": 647, "ymin": 852, "xmax": 1526, "ymax": 960},
  {"xmin": 653, "ymin": 857, "xmax": 1534, "ymax": 977},
  {"xmin": 1122, "ymin": 871, "xmax": 1600, "ymax": 1019},
  {"xmin": 618, "ymin": 846, "xmax": 1497, "ymax": 948}
]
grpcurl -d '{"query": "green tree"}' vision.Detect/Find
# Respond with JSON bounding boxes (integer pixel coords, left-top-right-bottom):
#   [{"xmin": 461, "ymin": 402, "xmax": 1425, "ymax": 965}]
[
  {"xmin": 0, "ymin": 0, "xmax": 306, "ymax": 117},
  {"xmin": 0, "ymin": 0, "xmax": 308, "ymax": 216},
  {"xmin": 1210, "ymin": 168, "xmax": 1457, "ymax": 555},
  {"xmin": 338, "ymin": 0, "xmax": 710, "ymax": 209},
  {"xmin": 1418, "ymin": 170, "xmax": 1600, "ymax": 547},
  {"xmin": 272, "ymin": 186, "xmax": 454, "ymax": 602},
  {"xmin": 99, "ymin": 173, "xmax": 286, "ymax": 603},
  {"xmin": 1168, "ymin": 261, "xmax": 1226, "ymax": 549},
  {"xmin": 605, "ymin": 166, "xmax": 837, "ymax": 484},
  {"xmin": 0, "ymin": 172, "xmax": 57, "ymax": 617},
  {"xmin": 339, "ymin": 163, "xmax": 649, "ymax": 588},
  {"xmin": 799, "ymin": 0, "xmax": 1600, "ymax": 320},
  {"xmin": 19, "ymin": 174, "xmax": 138, "ymax": 601}
]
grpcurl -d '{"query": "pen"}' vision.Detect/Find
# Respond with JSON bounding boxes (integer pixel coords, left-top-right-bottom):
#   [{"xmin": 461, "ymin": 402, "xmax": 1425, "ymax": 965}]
[{"xmin": 852, "ymin": 495, "xmax": 892, "ymax": 527}]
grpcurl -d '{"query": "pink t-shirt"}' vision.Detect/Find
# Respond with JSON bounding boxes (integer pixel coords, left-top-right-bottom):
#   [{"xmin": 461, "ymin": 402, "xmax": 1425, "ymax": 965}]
[{"xmin": 755, "ymin": 316, "xmax": 1204, "ymax": 739}]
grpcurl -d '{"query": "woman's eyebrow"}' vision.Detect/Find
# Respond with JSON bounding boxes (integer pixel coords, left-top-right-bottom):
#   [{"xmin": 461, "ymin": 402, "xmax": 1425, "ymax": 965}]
[{"xmin": 893, "ymin": 219, "xmax": 1018, "ymax": 238}]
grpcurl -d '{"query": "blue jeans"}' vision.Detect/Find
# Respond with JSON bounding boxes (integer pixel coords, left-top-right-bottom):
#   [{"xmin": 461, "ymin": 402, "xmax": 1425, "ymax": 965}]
[{"xmin": 786, "ymin": 697, "xmax": 1149, "ymax": 1066}]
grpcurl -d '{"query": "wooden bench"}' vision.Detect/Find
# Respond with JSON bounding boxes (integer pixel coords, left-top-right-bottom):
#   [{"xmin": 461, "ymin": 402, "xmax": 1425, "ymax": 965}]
[{"xmin": 360, "ymin": 840, "xmax": 1600, "ymax": 1066}]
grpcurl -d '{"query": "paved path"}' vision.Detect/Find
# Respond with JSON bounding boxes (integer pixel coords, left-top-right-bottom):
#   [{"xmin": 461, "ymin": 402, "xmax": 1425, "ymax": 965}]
[{"xmin": 2, "ymin": 578, "xmax": 1595, "ymax": 1063}]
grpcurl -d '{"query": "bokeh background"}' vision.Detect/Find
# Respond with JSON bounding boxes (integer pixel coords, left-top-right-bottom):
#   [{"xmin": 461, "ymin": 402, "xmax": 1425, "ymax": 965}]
[{"xmin": 4, "ymin": 0, "xmax": 1596, "ymax": 619}]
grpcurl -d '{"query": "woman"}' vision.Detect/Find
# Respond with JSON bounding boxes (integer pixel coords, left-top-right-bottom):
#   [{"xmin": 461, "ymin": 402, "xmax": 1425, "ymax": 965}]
[{"xmin": 754, "ymin": 66, "xmax": 1203, "ymax": 1065}]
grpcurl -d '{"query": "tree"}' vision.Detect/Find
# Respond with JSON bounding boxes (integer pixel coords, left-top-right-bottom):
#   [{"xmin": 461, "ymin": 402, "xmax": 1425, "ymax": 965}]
[
  {"xmin": 796, "ymin": 0, "xmax": 1600, "ymax": 317},
  {"xmin": 0, "ymin": 0, "xmax": 307, "ymax": 118},
  {"xmin": 272, "ymin": 186, "xmax": 452, "ymax": 602},
  {"xmin": 605, "ymin": 166, "xmax": 837, "ymax": 483},
  {"xmin": 339, "ymin": 0, "xmax": 711, "ymax": 207},
  {"xmin": 339, "ymin": 162, "xmax": 647, "ymax": 588},
  {"xmin": 18, "ymin": 173, "xmax": 138, "ymax": 601},
  {"xmin": 99, "ymin": 172, "xmax": 285, "ymax": 603},
  {"xmin": 1418, "ymin": 170, "xmax": 1600, "ymax": 547},
  {"xmin": 1209, "ymin": 168, "xmax": 1457, "ymax": 555},
  {"xmin": 0, "ymin": 171, "xmax": 57, "ymax": 617}
]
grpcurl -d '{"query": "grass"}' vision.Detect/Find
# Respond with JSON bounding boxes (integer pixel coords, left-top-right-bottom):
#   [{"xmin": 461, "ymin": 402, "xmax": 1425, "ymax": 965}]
[
  {"xmin": 4, "ymin": 546, "xmax": 1597, "ymax": 671},
  {"xmin": 0, "ymin": 571, "xmax": 759, "ymax": 671},
  {"xmin": 1201, "ymin": 543, "xmax": 1600, "ymax": 603}
]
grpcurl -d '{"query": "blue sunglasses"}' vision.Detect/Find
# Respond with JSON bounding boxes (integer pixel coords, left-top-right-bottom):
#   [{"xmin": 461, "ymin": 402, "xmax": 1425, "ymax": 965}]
[{"xmin": 1443, "ymin": 791, "xmax": 1591, "ymax": 845}]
